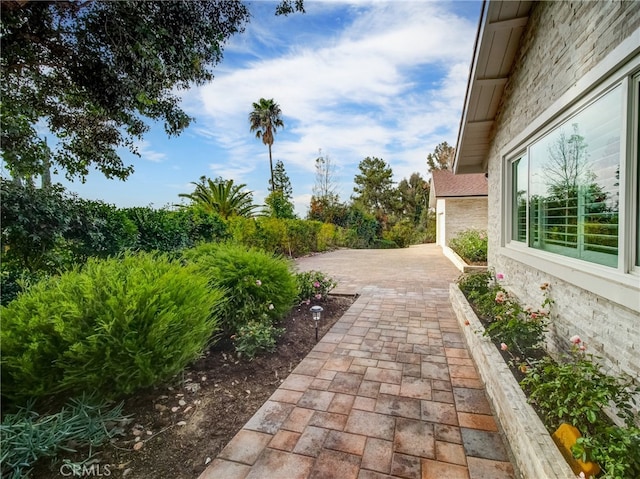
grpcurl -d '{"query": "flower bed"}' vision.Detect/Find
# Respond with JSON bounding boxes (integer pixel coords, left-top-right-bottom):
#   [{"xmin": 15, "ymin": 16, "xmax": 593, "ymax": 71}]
[
  {"xmin": 450, "ymin": 283, "xmax": 575, "ymax": 479},
  {"xmin": 451, "ymin": 271, "xmax": 640, "ymax": 479}
]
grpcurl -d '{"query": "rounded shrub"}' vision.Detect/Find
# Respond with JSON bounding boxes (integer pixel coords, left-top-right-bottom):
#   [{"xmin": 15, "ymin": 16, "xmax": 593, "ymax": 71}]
[
  {"xmin": 183, "ymin": 242, "xmax": 297, "ymax": 337},
  {"xmin": 1, "ymin": 252, "xmax": 223, "ymax": 401}
]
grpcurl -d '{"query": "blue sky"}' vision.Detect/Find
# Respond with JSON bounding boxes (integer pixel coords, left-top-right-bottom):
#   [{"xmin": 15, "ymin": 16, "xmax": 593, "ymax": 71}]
[{"xmin": 55, "ymin": 0, "xmax": 482, "ymax": 216}]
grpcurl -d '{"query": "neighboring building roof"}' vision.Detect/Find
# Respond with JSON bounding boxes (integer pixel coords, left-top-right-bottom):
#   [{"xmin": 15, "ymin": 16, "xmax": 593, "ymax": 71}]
[
  {"xmin": 453, "ymin": 0, "xmax": 533, "ymax": 174},
  {"xmin": 429, "ymin": 169, "xmax": 487, "ymax": 207}
]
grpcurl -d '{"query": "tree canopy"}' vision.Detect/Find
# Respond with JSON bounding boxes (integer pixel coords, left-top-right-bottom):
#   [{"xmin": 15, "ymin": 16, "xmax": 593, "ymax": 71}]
[
  {"xmin": 426, "ymin": 141, "xmax": 455, "ymax": 171},
  {"xmin": 0, "ymin": 1, "xmax": 300, "ymax": 182},
  {"xmin": 178, "ymin": 177, "xmax": 258, "ymax": 219},
  {"xmin": 265, "ymin": 160, "xmax": 295, "ymax": 218},
  {"xmin": 249, "ymin": 98, "xmax": 284, "ymax": 190},
  {"xmin": 352, "ymin": 156, "xmax": 397, "ymax": 217}
]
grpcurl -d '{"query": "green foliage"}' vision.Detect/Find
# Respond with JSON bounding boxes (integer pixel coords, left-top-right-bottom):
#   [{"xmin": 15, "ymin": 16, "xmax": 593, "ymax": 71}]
[
  {"xmin": 344, "ymin": 206, "xmax": 380, "ymax": 248},
  {"xmin": 249, "ymin": 98, "xmax": 284, "ymax": 189},
  {"xmin": 371, "ymin": 238, "xmax": 399, "ymax": 249},
  {"xmin": 1, "ymin": 179, "xmax": 73, "ymax": 273},
  {"xmin": 2, "ymin": 1, "xmax": 251, "ymax": 180},
  {"xmin": 426, "ymin": 141, "xmax": 454, "ymax": 171},
  {"xmin": 124, "ymin": 207, "xmax": 191, "ymax": 253},
  {"xmin": 317, "ymin": 223, "xmax": 339, "ymax": 251},
  {"xmin": 265, "ymin": 190, "xmax": 296, "ymax": 219},
  {"xmin": 0, "ymin": 266, "xmax": 48, "ymax": 307},
  {"xmin": 522, "ymin": 352, "xmax": 639, "ymax": 435},
  {"xmin": 178, "ymin": 177, "xmax": 259, "ymax": 219},
  {"xmin": 228, "ymin": 216, "xmax": 325, "ymax": 257},
  {"xmin": 233, "ymin": 321, "xmax": 284, "ymax": 359},
  {"xmin": 383, "ymin": 219, "xmax": 416, "ymax": 248},
  {"xmin": 0, "ymin": 395, "xmax": 130, "ymax": 479},
  {"xmin": 266, "ymin": 159, "xmax": 295, "ymax": 218},
  {"xmin": 457, "ymin": 271, "xmax": 550, "ymax": 357},
  {"xmin": 1, "ymin": 252, "xmax": 222, "ymax": 401},
  {"xmin": 396, "ymin": 172, "xmax": 429, "ymax": 224},
  {"xmin": 574, "ymin": 425, "xmax": 640, "ymax": 479},
  {"xmin": 522, "ymin": 348, "xmax": 640, "ymax": 479},
  {"xmin": 448, "ymin": 229, "xmax": 488, "ymax": 263},
  {"xmin": 295, "ymin": 271, "xmax": 337, "ymax": 303},
  {"xmin": 352, "ymin": 156, "xmax": 398, "ymax": 217},
  {"xmin": 183, "ymin": 243, "xmax": 297, "ymax": 338}
]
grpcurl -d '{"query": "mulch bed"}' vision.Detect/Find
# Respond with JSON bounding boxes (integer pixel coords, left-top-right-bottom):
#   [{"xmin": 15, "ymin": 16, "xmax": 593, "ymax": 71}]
[{"xmin": 31, "ymin": 296, "xmax": 356, "ymax": 479}]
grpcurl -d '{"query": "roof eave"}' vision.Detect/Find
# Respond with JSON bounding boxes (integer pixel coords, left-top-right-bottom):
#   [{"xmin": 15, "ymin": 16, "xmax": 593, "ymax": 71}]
[{"xmin": 453, "ymin": 0, "xmax": 533, "ymax": 174}]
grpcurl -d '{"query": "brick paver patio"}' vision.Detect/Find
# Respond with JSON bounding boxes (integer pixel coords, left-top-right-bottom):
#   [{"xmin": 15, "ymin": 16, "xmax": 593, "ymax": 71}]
[{"xmin": 198, "ymin": 244, "xmax": 515, "ymax": 479}]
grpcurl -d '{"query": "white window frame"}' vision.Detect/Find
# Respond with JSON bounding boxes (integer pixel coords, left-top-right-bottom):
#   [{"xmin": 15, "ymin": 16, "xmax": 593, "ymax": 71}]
[{"xmin": 499, "ymin": 40, "xmax": 640, "ymax": 313}]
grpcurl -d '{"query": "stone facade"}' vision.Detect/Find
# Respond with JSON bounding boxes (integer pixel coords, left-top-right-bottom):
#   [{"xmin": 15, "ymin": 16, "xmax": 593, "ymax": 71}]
[
  {"xmin": 436, "ymin": 197, "xmax": 488, "ymax": 247},
  {"xmin": 486, "ymin": 1, "xmax": 640, "ymax": 378}
]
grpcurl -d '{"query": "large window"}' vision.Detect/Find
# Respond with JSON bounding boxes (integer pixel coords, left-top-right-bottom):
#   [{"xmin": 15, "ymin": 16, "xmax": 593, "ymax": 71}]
[{"xmin": 508, "ymin": 73, "xmax": 638, "ymax": 271}]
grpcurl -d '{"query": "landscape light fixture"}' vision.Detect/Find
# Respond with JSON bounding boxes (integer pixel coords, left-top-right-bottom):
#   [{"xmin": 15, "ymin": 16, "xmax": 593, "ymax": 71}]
[{"xmin": 310, "ymin": 305, "xmax": 323, "ymax": 342}]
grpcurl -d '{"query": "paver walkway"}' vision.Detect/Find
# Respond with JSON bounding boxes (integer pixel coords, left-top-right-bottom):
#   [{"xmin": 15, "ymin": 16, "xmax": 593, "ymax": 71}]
[{"xmin": 198, "ymin": 244, "xmax": 515, "ymax": 479}]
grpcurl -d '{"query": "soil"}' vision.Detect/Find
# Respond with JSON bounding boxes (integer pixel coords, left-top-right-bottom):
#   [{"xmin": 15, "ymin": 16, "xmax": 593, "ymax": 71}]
[{"xmin": 31, "ymin": 296, "xmax": 356, "ymax": 479}]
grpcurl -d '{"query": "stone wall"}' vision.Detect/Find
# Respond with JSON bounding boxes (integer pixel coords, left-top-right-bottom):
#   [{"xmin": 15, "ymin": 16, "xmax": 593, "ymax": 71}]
[
  {"xmin": 485, "ymin": 2, "xmax": 640, "ymax": 379},
  {"xmin": 442, "ymin": 197, "xmax": 488, "ymax": 246}
]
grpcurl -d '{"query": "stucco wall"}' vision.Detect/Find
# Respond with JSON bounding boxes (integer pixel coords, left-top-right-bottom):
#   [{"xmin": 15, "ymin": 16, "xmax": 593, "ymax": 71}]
[{"xmin": 486, "ymin": 1, "xmax": 640, "ymax": 379}]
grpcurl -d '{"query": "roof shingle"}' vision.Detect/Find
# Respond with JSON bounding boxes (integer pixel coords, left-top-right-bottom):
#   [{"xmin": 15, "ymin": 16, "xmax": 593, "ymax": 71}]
[{"xmin": 430, "ymin": 170, "xmax": 488, "ymax": 197}]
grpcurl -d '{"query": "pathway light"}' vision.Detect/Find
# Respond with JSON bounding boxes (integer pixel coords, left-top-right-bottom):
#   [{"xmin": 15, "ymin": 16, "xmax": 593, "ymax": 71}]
[{"xmin": 310, "ymin": 305, "xmax": 323, "ymax": 342}]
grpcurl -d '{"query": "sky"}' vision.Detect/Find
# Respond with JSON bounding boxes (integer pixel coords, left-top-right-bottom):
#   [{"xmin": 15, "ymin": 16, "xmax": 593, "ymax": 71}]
[{"xmin": 54, "ymin": 0, "xmax": 483, "ymax": 216}]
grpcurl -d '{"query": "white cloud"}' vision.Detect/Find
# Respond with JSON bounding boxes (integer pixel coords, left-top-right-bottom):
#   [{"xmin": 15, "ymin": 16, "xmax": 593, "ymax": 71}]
[
  {"xmin": 136, "ymin": 140, "xmax": 167, "ymax": 163},
  {"xmin": 177, "ymin": 1, "xmax": 477, "ymax": 206}
]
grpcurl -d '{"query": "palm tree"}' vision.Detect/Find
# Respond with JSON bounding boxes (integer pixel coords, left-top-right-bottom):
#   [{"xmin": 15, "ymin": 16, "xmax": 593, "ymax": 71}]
[
  {"xmin": 178, "ymin": 177, "xmax": 259, "ymax": 219},
  {"xmin": 249, "ymin": 98, "xmax": 284, "ymax": 191}
]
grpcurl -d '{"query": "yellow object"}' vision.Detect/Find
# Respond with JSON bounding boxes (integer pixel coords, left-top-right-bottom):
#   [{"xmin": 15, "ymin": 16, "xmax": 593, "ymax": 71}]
[{"xmin": 552, "ymin": 423, "xmax": 601, "ymax": 477}]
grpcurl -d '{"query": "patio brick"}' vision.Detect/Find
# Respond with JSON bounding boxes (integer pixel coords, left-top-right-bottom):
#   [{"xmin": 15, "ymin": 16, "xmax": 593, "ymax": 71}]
[{"xmin": 197, "ymin": 246, "xmax": 515, "ymax": 479}]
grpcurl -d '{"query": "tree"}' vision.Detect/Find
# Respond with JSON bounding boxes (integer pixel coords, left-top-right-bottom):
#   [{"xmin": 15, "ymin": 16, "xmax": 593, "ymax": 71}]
[
  {"xmin": 308, "ymin": 150, "xmax": 343, "ymax": 223},
  {"xmin": 265, "ymin": 160, "xmax": 295, "ymax": 218},
  {"xmin": 426, "ymin": 141, "xmax": 455, "ymax": 171},
  {"xmin": 312, "ymin": 150, "xmax": 338, "ymax": 200},
  {"xmin": 249, "ymin": 98, "xmax": 284, "ymax": 190},
  {"xmin": 396, "ymin": 172, "xmax": 429, "ymax": 224},
  {"xmin": 1, "ymin": 1, "xmax": 302, "ymax": 182},
  {"xmin": 178, "ymin": 177, "xmax": 258, "ymax": 220},
  {"xmin": 352, "ymin": 156, "xmax": 397, "ymax": 217}
]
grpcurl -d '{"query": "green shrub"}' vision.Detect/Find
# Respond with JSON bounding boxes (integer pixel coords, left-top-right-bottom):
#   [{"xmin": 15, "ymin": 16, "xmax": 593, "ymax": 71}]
[
  {"xmin": 255, "ymin": 217, "xmax": 288, "ymax": 253},
  {"xmin": 183, "ymin": 242, "xmax": 297, "ymax": 338},
  {"xmin": 295, "ymin": 271, "xmax": 337, "ymax": 303},
  {"xmin": 371, "ymin": 239, "xmax": 398, "ymax": 249},
  {"xmin": 317, "ymin": 223, "xmax": 338, "ymax": 251},
  {"xmin": 383, "ymin": 220, "xmax": 415, "ymax": 248},
  {"xmin": 233, "ymin": 321, "xmax": 285, "ymax": 359},
  {"xmin": 1, "ymin": 252, "xmax": 222, "ymax": 401},
  {"xmin": 0, "ymin": 395, "xmax": 130, "ymax": 479},
  {"xmin": 124, "ymin": 207, "xmax": 191, "ymax": 252},
  {"xmin": 522, "ymin": 345, "xmax": 640, "ymax": 479},
  {"xmin": 448, "ymin": 229, "xmax": 488, "ymax": 263},
  {"xmin": 283, "ymin": 219, "xmax": 321, "ymax": 257}
]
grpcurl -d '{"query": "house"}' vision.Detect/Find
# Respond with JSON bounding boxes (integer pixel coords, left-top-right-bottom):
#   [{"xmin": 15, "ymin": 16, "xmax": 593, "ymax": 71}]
[
  {"xmin": 453, "ymin": 0, "xmax": 640, "ymax": 379},
  {"xmin": 428, "ymin": 169, "xmax": 488, "ymax": 247}
]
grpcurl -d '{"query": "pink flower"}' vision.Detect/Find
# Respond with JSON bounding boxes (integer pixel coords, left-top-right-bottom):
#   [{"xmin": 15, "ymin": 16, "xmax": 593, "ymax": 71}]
[
  {"xmin": 305, "ymin": 299, "xmax": 311, "ymax": 305},
  {"xmin": 579, "ymin": 345, "xmax": 586, "ymax": 351},
  {"xmin": 313, "ymin": 281, "xmax": 321, "ymax": 288},
  {"xmin": 500, "ymin": 343, "xmax": 508, "ymax": 351},
  {"xmin": 315, "ymin": 293, "xmax": 322, "ymax": 300},
  {"xmin": 495, "ymin": 291, "xmax": 506, "ymax": 304},
  {"xmin": 570, "ymin": 335, "xmax": 581, "ymax": 344},
  {"xmin": 530, "ymin": 312, "xmax": 538, "ymax": 319},
  {"xmin": 496, "ymin": 273, "xmax": 505, "ymax": 280},
  {"xmin": 255, "ymin": 280, "xmax": 262, "ymax": 286}
]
